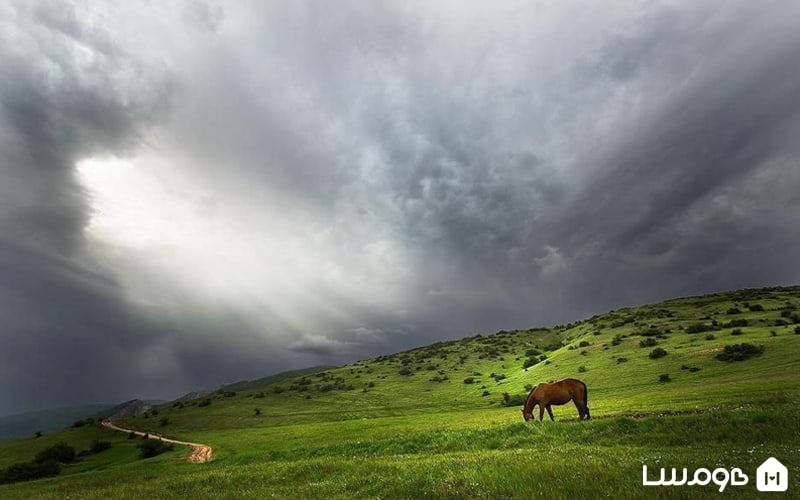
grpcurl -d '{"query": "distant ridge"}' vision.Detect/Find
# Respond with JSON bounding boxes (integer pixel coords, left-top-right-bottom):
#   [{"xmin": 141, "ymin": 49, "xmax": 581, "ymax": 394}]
[
  {"xmin": 0, "ymin": 404, "xmax": 116, "ymax": 441},
  {"xmin": 172, "ymin": 365, "xmax": 336, "ymax": 403},
  {"xmin": 98, "ymin": 399, "xmax": 166, "ymax": 421}
]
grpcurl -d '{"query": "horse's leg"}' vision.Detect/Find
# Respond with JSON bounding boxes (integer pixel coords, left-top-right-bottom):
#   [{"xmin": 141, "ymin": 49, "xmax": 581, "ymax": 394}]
[
  {"xmin": 573, "ymin": 399, "xmax": 585, "ymax": 420},
  {"xmin": 546, "ymin": 405, "xmax": 554, "ymax": 422},
  {"xmin": 538, "ymin": 405, "xmax": 545, "ymax": 421}
]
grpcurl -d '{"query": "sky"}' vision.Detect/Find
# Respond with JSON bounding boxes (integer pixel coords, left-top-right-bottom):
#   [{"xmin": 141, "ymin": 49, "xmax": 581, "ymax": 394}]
[{"xmin": 2, "ymin": 0, "xmax": 800, "ymax": 415}]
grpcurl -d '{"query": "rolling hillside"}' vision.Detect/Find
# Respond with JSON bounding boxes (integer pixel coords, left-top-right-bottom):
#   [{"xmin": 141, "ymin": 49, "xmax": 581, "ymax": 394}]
[{"xmin": 2, "ymin": 286, "xmax": 799, "ymax": 498}]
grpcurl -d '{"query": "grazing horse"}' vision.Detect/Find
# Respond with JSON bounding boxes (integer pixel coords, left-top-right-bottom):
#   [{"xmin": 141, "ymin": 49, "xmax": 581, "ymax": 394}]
[{"xmin": 522, "ymin": 378, "xmax": 590, "ymax": 422}]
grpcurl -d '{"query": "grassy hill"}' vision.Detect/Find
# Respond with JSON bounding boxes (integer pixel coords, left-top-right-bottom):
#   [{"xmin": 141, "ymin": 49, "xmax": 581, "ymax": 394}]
[{"xmin": 2, "ymin": 286, "xmax": 799, "ymax": 498}]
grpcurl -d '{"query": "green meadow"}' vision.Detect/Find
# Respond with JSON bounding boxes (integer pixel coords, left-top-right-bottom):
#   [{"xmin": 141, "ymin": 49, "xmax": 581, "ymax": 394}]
[{"xmin": 2, "ymin": 286, "xmax": 799, "ymax": 498}]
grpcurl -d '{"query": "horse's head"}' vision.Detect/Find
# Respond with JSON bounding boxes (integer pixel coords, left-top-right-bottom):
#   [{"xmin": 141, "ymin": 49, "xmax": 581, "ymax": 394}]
[{"xmin": 521, "ymin": 408, "xmax": 534, "ymax": 422}]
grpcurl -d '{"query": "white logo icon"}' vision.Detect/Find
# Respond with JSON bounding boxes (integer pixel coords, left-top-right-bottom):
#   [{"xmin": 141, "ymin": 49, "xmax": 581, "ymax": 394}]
[{"xmin": 757, "ymin": 457, "xmax": 788, "ymax": 492}]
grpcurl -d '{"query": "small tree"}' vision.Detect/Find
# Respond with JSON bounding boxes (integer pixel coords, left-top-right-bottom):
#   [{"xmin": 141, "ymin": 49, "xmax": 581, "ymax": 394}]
[
  {"xmin": 649, "ymin": 348, "xmax": 668, "ymax": 359},
  {"xmin": 254, "ymin": 408, "xmax": 261, "ymax": 416}
]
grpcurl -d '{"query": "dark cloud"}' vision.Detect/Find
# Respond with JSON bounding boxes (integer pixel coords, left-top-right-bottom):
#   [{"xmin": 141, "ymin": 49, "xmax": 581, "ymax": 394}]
[{"xmin": 2, "ymin": 0, "xmax": 800, "ymax": 415}]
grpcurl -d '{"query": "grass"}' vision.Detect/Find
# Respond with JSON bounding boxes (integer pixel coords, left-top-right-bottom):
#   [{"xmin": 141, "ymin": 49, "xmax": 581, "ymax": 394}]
[{"xmin": 2, "ymin": 285, "xmax": 799, "ymax": 498}]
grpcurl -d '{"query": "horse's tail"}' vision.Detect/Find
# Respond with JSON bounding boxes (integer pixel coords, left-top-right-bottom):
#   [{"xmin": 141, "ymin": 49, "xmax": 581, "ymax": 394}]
[{"xmin": 581, "ymin": 381, "xmax": 590, "ymax": 419}]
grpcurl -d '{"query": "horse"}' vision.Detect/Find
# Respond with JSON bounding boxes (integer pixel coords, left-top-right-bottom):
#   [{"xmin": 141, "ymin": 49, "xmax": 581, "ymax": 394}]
[{"xmin": 521, "ymin": 378, "xmax": 590, "ymax": 422}]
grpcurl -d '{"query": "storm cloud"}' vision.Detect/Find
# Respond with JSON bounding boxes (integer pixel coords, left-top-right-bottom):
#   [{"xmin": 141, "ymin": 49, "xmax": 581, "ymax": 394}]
[{"xmin": 2, "ymin": 0, "xmax": 800, "ymax": 415}]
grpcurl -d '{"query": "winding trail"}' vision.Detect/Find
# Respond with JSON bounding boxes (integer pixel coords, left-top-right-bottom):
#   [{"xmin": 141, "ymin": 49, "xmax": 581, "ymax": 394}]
[{"xmin": 102, "ymin": 421, "xmax": 213, "ymax": 463}]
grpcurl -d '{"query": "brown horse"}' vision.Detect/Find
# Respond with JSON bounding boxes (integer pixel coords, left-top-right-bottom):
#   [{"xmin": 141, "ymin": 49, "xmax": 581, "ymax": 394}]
[{"xmin": 522, "ymin": 378, "xmax": 590, "ymax": 422}]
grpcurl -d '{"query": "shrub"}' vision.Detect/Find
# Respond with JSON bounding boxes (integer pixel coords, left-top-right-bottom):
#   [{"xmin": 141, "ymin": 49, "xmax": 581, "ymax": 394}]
[
  {"xmin": 0, "ymin": 460, "xmax": 60, "ymax": 484},
  {"xmin": 223, "ymin": 391, "xmax": 236, "ymax": 397},
  {"xmin": 254, "ymin": 408, "xmax": 261, "ymax": 416},
  {"xmin": 722, "ymin": 318, "xmax": 748, "ymax": 328},
  {"xmin": 34, "ymin": 431, "xmax": 42, "ymax": 438},
  {"xmin": 138, "ymin": 439, "xmax": 174, "ymax": 459},
  {"xmin": 616, "ymin": 357, "xmax": 628, "ymax": 364},
  {"xmin": 525, "ymin": 348, "xmax": 541, "ymax": 357},
  {"xmin": 34, "ymin": 443, "xmax": 75, "ymax": 464},
  {"xmin": 637, "ymin": 328, "xmax": 661, "ymax": 337},
  {"xmin": 795, "ymin": 326, "xmax": 800, "ymax": 335},
  {"xmin": 578, "ymin": 341, "xmax": 591, "ymax": 347},
  {"xmin": 398, "ymin": 368, "xmax": 412, "ymax": 376},
  {"xmin": 491, "ymin": 373, "xmax": 507, "ymax": 382},
  {"xmin": 705, "ymin": 334, "xmax": 716, "ymax": 341},
  {"xmin": 160, "ymin": 417, "xmax": 170, "ymax": 426},
  {"xmin": 659, "ymin": 374, "xmax": 671, "ymax": 382},
  {"xmin": 649, "ymin": 348, "xmax": 668, "ymax": 359},
  {"xmin": 748, "ymin": 304, "xmax": 764, "ymax": 311},
  {"xmin": 726, "ymin": 307, "xmax": 741, "ymax": 315},
  {"xmin": 463, "ymin": 377, "xmax": 475, "ymax": 384},
  {"xmin": 481, "ymin": 390, "xmax": 490, "ymax": 397},
  {"xmin": 89, "ymin": 440, "xmax": 111, "ymax": 454},
  {"xmin": 502, "ymin": 392, "xmax": 528, "ymax": 406},
  {"xmin": 639, "ymin": 338, "xmax": 657, "ymax": 348},
  {"xmin": 198, "ymin": 399, "xmax": 211, "ymax": 407},
  {"xmin": 686, "ymin": 323, "xmax": 715, "ymax": 334},
  {"xmin": 731, "ymin": 329, "xmax": 743, "ymax": 336},
  {"xmin": 716, "ymin": 343, "xmax": 765, "ymax": 362},
  {"xmin": 578, "ymin": 365, "xmax": 587, "ymax": 373},
  {"xmin": 71, "ymin": 418, "xmax": 95, "ymax": 428},
  {"xmin": 611, "ymin": 335, "xmax": 623, "ymax": 346},
  {"xmin": 689, "ymin": 367, "xmax": 701, "ymax": 372},
  {"xmin": 522, "ymin": 357, "xmax": 538, "ymax": 369}
]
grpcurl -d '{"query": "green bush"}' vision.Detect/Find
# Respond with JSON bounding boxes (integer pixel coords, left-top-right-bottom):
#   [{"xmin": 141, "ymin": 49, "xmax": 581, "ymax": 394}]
[
  {"xmin": 722, "ymin": 318, "xmax": 748, "ymax": 328},
  {"xmin": 659, "ymin": 374, "xmax": 671, "ymax": 382},
  {"xmin": 89, "ymin": 440, "xmax": 111, "ymax": 454},
  {"xmin": 71, "ymin": 418, "xmax": 95, "ymax": 428},
  {"xmin": 501, "ymin": 392, "xmax": 528, "ymax": 407},
  {"xmin": 748, "ymin": 304, "xmax": 764, "ymax": 311},
  {"xmin": 649, "ymin": 348, "xmax": 668, "ymax": 359},
  {"xmin": 686, "ymin": 323, "xmax": 715, "ymax": 334},
  {"xmin": 198, "ymin": 399, "xmax": 211, "ymax": 407},
  {"xmin": 578, "ymin": 365, "xmax": 587, "ymax": 373},
  {"xmin": 463, "ymin": 377, "xmax": 475, "ymax": 384},
  {"xmin": 639, "ymin": 338, "xmax": 657, "ymax": 347},
  {"xmin": 138, "ymin": 439, "xmax": 174, "ymax": 459},
  {"xmin": 716, "ymin": 343, "xmax": 765, "ymax": 362},
  {"xmin": 731, "ymin": 329, "xmax": 743, "ymax": 336},
  {"xmin": 0, "ymin": 460, "xmax": 60, "ymax": 484},
  {"xmin": 34, "ymin": 443, "xmax": 75, "ymax": 464},
  {"xmin": 522, "ymin": 357, "xmax": 538, "ymax": 369}
]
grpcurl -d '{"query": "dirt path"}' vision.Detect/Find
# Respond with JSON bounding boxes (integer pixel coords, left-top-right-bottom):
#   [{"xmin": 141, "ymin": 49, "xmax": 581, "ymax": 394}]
[{"xmin": 101, "ymin": 421, "xmax": 213, "ymax": 463}]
